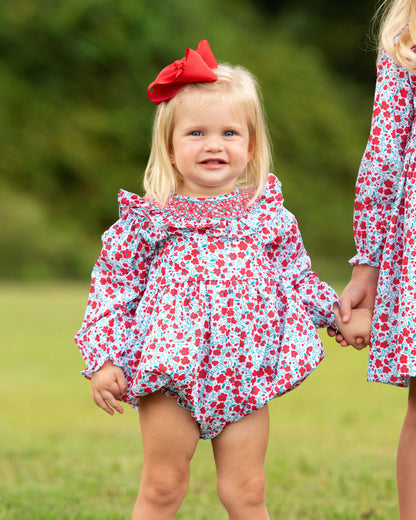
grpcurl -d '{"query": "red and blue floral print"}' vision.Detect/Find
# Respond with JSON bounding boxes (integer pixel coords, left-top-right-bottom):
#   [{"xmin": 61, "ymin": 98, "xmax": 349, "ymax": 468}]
[
  {"xmin": 75, "ymin": 174, "xmax": 337, "ymax": 438},
  {"xmin": 351, "ymin": 50, "xmax": 416, "ymax": 387}
]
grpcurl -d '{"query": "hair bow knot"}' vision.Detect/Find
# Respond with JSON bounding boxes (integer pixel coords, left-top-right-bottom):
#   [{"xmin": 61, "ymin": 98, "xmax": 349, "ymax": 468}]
[
  {"xmin": 147, "ymin": 40, "xmax": 218, "ymax": 104},
  {"xmin": 173, "ymin": 60, "xmax": 185, "ymax": 80}
]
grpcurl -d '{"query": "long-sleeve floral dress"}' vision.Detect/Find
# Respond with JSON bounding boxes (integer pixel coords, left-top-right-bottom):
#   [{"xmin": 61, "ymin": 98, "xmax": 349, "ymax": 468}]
[
  {"xmin": 75, "ymin": 174, "xmax": 337, "ymax": 438},
  {"xmin": 351, "ymin": 50, "xmax": 416, "ymax": 387}
]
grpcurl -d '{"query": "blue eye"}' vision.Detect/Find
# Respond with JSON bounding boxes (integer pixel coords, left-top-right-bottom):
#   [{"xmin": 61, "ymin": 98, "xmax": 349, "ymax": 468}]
[
  {"xmin": 190, "ymin": 130, "xmax": 202, "ymax": 136},
  {"xmin": 224, "ymin": 130, "xmax": 236, "ymax": 137}
]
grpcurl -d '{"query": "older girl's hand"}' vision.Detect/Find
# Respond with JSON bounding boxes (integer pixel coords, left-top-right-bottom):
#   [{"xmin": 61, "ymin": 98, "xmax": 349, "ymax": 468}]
[
  {"xmin": 327, "ymin": 264, "xmax": 379, "ymax": 346},
  {"xmin": 338, "ymin": 264, "xmax": 379, "ymax": 322}
]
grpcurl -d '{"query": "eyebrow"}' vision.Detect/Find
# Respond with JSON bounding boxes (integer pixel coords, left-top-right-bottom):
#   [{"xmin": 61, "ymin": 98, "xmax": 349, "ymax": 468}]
[{"xmin": 179, "ymin": 121, "xmax": 246, "ymax": 132}]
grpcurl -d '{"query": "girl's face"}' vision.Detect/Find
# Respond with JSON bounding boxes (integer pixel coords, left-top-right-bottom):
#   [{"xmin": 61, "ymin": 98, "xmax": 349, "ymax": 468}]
[{"xmin": 170, "ymin": 95, "xmax": 252, "ymax": 198}]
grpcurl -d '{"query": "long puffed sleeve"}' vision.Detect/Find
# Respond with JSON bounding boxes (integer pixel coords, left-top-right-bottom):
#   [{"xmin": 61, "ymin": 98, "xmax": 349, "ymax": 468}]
[
  {"xmin": 351, "ymin": 50, "xmax": 414, "ymax": 267},
  {"xmin": 75, "ymin": 212, "xmax": 154, "ymax": 378},
  {"xmin": 267, "ymin": 208, "xmax": 338, "ymax": 329}
]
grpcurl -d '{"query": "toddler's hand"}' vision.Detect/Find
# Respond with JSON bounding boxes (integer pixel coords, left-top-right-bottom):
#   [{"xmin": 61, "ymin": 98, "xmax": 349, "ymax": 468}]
[
  {"xmin": 334, "ymin": 304, "xmax": 372, "ymax": 350},
  {"xmin": 327, "ymin": 326, "xmax": 350, "ymax": 347},
  {"xmin": 90, "ymin": 361, "xmax": 128, "ymax": 415}
]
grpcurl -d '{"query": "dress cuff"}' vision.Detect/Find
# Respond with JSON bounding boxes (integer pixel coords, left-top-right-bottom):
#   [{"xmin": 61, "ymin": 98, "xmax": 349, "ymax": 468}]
[
  {"xmin": 81, "ymin": 356, "xmax": 125, "ymax": 379},
  {"xmin": 349, "ymin": 253, "xmax": 380, "ymax": 268}
]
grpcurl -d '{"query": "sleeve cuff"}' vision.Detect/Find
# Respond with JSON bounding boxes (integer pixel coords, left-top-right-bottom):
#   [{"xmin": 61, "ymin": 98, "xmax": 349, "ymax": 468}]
[
  {"xmin": 349, "ymin": 253, "xmax": 380, "ymax": 268},
  {"xmin": 81, "ymin": 356, "xmax": 125, "ymax": 379}
]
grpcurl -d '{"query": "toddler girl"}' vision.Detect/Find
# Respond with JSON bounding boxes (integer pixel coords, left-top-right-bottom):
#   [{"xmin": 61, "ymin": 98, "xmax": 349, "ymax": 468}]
[{"xmin": 75, "ymin": 40, "xmax": 368, "ymax": 520}]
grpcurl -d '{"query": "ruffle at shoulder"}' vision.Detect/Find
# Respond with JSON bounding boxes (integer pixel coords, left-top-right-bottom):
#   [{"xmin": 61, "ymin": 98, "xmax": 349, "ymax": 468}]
[
  {"xmin": 117, "ymin": 190, "xmax": 169, "ymax": 248},
  {"xmin": 242, "ymin": 174, "xmax": 284, "ymax": 229},
  {"xmin": 224, "ymin": 173, "xmax": 285, "ymax": 241}
]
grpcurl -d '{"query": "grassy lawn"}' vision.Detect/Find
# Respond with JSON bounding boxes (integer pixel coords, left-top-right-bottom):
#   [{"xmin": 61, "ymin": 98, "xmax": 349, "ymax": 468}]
[{"xmin": 1, "ymin": 283, "xmax": 406, "ymax": 519}]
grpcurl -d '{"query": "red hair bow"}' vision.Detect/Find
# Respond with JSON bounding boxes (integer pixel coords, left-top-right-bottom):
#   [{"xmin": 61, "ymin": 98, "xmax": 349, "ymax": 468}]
[{"xmin": 147, "ymin": 40, "xmax": 218, "ymax": 104}]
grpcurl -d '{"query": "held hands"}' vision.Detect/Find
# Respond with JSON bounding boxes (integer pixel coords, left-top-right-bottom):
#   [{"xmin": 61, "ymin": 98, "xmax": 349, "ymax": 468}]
[
  {"xmin": 328, "ymin": 264, "xmax": 379, "ymax": 350},
  {"xmin": 333, "ymin": 304, "xmax": 372, "ymax": 350},
  {"xmin": 90, "ymin": 360, "xmax": 128, "ymax": 415}
]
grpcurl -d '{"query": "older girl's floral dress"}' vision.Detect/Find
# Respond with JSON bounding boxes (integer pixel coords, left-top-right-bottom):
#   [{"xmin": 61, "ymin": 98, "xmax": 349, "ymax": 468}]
[
  {"xmin": 75, "ymin": 174, "xmax": 337, "ymax": 438},
  {"xmin": 351, "ymin": 50, "xmax": 416, "ymax": 387}
]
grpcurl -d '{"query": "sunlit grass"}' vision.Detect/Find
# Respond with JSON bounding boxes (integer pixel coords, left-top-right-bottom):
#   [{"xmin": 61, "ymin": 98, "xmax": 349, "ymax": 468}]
[{"xmin": 1, "ymin": 283, "xmax": 405, "ymax": 519}]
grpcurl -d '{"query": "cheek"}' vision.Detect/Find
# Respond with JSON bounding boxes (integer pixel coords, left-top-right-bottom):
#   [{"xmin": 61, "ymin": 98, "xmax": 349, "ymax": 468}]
[
  {"xmin": 170, "ymin": 141, "xmax": 183, "ymax": 164},
  {"xmin": 171, "ymin": 145, "xmax": 194, "ymax": 173},
  {"xmin": 177, "ymin": 143, "xmax": 197, "ymax": 161},
  {"xmin": 236, "ymin": 144, "xmax": 251, "ymax": 163}
]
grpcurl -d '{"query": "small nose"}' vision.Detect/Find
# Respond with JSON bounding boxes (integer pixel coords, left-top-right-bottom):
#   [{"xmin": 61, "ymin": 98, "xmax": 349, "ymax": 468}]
[{"xmin": 204, "ymin": 135, "xmax": 224, "ymax": 152}]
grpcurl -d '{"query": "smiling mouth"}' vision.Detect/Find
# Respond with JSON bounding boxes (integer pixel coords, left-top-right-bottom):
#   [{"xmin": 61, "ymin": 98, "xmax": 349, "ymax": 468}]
[{"xmin": 200, "ymin": 159, "xmax": 227, "ymax": 165}]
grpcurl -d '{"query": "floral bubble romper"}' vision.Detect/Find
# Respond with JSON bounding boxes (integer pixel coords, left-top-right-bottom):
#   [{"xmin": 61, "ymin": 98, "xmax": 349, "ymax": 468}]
[{"xmin": 75, "ymin": 174, "xmax": 337, "ymax": 438}]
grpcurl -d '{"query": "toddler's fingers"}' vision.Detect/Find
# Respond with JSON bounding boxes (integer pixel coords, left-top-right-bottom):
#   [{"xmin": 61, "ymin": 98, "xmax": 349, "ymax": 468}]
[
  {"xmin": 334, "ymin": 331, "xmax": 349, "ymax": 347},
  {"xmin": 115, "ymin": 371, "xmax": 128, "ymax": 395},
  {"xmin": 92, "ymin": 389, "xmax": 116, "ymax": 415},
  {"xmin": 350, "ymin": 336, "xmax": 369, "ymax": 350},
  {"xmin": 103, "ymin": 390, "xmax": 124, "ymax": 414},
  {"xmin": 327, "ymin": 327, "xmax": 336, "ymax": 338}
]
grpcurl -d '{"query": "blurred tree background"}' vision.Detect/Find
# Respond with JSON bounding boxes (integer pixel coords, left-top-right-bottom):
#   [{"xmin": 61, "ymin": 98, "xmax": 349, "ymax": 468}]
[{"xmin": 0, "ymin": 0, "xmax": 381, "ymax": 282}]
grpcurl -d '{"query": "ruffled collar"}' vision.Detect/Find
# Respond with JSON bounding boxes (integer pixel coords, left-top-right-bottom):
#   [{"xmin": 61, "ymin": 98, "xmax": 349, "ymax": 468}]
[
  {"xmin": 117, "ymin": 174, "xmax": 284, "ymax": 239},
  {"xmin": 167, "ymin": 187, "xmax": 253, "ymax": 220},
  {"xmin": 170, "ymin": 186, "xmax": 243, "ymax": 203}
]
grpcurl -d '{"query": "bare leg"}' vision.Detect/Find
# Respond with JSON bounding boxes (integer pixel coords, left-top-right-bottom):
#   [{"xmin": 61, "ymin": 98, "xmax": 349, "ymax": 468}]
[
  {"xmin": 132, "ymin": 391, "xmax": 200, "ymax": 520},
  {"xmin": 397, "ymin": 377, "xmax": 416, "ymax": 520},
  {"xmin": 211, "ymin": 405, "xmax": 270, "ymax": 520}
]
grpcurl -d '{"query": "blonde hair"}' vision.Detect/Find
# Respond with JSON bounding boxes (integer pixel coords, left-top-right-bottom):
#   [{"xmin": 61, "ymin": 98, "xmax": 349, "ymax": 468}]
[
  {"xmin": 143, "ymin": 63, "xmax": 272, "ymax": 206},
  {"xmin": 377, "ymin": 0, "xmax": 416, "ymax": 71}
]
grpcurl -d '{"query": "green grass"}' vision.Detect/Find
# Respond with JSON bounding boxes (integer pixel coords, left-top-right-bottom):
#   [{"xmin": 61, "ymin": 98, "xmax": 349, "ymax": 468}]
[{"xmin": 1, "ymin": 283, "xmax": 406, "ymax": 519}]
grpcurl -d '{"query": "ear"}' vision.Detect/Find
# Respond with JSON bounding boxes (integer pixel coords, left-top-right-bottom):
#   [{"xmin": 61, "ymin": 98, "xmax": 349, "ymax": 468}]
[
  {"xmin": 247, "ymin": 139, "xmax": 255, "ymax": 162},
  {"xmin": 169, "ymin": 145, "xmax": 175, "ymax": 165}
]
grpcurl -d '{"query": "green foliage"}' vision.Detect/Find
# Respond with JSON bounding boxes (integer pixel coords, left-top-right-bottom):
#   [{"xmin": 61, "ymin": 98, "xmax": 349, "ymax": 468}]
[{"xmin": 0, "ymin": 0, "xmax": 377, "ymax": 279}]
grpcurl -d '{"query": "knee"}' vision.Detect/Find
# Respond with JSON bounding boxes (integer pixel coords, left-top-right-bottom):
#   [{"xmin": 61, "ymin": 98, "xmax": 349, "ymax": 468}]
[
  {"xmin": 140, "ymin": 467, "xmax": 189, "ymax": 508},
  {"xmin": 217, "ymin": 472, "xmax": 266, "ymax": 509}
]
